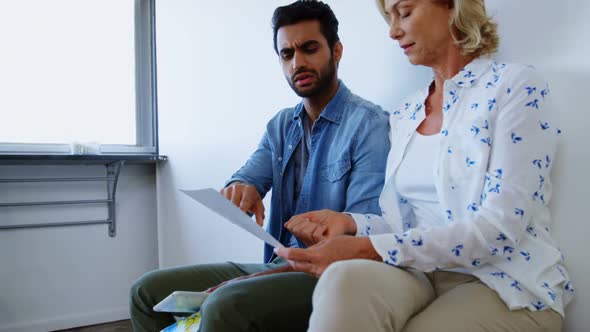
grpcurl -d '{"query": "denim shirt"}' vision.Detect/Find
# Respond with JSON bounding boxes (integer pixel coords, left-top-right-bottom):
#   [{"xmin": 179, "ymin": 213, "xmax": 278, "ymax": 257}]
[{"xmin": 228, "ymin": 81, "xmax": 390, "ymax": 262}]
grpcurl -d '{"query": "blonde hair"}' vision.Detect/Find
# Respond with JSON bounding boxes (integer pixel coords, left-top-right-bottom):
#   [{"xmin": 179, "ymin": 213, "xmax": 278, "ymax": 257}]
[{"xmin": 375, "ymin": 0, "xmax": 499, "ymax": 56}]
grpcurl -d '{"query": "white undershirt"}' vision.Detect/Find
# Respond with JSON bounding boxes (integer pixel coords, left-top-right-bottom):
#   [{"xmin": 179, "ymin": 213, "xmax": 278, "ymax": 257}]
[{"xmin": 395, "ymin": 132, "xmax": 444, "ymax": 229}]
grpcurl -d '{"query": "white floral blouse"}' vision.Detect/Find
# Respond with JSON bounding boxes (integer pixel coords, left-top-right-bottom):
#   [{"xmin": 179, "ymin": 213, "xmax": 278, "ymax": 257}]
[{"xmin": 351, "ymin": 57, "xmax": 574, "ymax": 316}]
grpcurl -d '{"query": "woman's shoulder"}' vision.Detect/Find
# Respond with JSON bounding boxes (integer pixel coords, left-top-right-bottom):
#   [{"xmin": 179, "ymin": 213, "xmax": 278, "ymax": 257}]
[{"xmin": 486, "ymin": 60, "xmax": 547, "ymax": 88}]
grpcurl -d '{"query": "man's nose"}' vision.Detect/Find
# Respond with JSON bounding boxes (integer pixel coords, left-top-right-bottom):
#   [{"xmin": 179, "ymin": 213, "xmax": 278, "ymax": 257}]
[{"xmin": 292, "ymin": 51, "xmax": 307, "ymax": 71}]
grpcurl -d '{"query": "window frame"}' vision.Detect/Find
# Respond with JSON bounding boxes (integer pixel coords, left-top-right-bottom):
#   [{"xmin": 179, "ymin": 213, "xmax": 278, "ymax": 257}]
[{"xmin": 0, "ymin": 0, "xmax": 159, "ymax": 156}]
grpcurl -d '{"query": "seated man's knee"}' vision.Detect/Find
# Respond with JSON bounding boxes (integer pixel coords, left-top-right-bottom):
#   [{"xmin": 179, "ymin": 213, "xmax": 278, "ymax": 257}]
[
  {"xmin": 130, "ymin": 269, "xmax": 166, "ymax": 306},
  {"xmin": 201, "ymin": 282, "xmax": 250, "ymax": 320}
]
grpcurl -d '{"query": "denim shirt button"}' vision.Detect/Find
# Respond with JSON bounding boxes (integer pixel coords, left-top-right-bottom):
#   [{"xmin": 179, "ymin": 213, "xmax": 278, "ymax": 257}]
[
  {"xmin": 288, "ymin": 144, "xmax": 293, "ymax": 149},
  {"xmin": 278, "ymin": 157, "xmax": 283, "ymax": 161}
]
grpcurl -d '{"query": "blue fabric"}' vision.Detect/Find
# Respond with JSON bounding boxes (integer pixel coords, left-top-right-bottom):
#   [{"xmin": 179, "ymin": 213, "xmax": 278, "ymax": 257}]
[{"xmin": 227, "ymin": 81, "xmax": 390, "ymax": 262}]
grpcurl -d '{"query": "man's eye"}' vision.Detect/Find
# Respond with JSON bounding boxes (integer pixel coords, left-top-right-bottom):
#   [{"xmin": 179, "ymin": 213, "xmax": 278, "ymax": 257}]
[
  {"xmin": 304, "ymin": 47, "xmax": 318, "ymax": 53},
  {"xmin": 400, "ymin": 10, "xmax": 411, "ymax": 18},
  {"xmin": 281, "ymin": 52, "xmax": 293, "ymax": 60}
]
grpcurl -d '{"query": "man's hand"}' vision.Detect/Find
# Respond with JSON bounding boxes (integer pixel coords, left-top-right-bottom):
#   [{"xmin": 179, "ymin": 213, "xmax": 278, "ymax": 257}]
[
  {"xmin": 205, "ymin": 264, "xmax": 293, "ymax": 293},
  {"xmin": 275, "ymin": 236, "xmax": 381, "ymax": 277},
  {"xmin": 220, "ymin": 182, "xmax": 265, "ymax": 226},
  {"xmin": 284, "ymin": 209, "xmax": 357, "ymax": 247}
]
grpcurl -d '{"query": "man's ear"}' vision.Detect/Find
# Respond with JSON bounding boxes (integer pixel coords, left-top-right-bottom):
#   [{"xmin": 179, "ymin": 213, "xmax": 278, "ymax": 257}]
[{"xmin": 333, "ymin": 41, "xmax": 343, "ymax": 66}]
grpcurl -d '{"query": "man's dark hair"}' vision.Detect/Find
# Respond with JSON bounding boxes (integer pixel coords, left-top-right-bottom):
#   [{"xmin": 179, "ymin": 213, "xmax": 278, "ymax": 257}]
[{"xmin": 272, "ymin": 0, "xmax": 340, "ymax": 54}]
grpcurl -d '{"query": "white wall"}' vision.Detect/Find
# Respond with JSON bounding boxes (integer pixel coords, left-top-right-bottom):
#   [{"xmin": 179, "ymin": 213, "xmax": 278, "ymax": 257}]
[
  {"xmin": 0, "ymin": 165, "xmax": 158, "ymax": 331},
  {"xmin": 156, "ymin": 1, "xmax": 589, "ymax": 330}
]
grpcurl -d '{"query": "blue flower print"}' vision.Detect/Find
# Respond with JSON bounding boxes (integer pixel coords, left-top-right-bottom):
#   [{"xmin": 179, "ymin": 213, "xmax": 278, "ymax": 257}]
[
  {"xmin": 526, "ymin": 99, "xmax": 539, "ymax": 109},
  {"xmin": 493, "ymin": 168, "xmax": 503, "ymax": 179},
  {"xmin": 514, "ymin": 208, "xmax": 525, "ymax": 218},
  {"xmin": 471, "ymin": 125, "xmax": 480, "ymax": 136},
  {"xmin": 565, "ymin": 281, "xmax": 574, "ymax": 293},
  {"xmin": 527, "ymin": 226, "xmax": 537, "ymax": 237},
  {"xmin": 472, "ymin": 259, "xmax": 481, "ymax": 267},
  {"xmin": 511, "ymin": 280, "xmax": 522, "ymax": 291},
  {"xmin": 446, "ymin": 210, "xmax": 453, "ymax": 221},
  {"xmin": 541, "ymin": 88, "xmax": 549, "ymax": 99},
  {"xmin": 511, "ymin": 133, "xmax": 523, "ymax": 143},
  {"xmin": 471, "ymin": 103, "xmax": 479, "ymax": 111},
  {"xmin": 520, "ymin": 251, "xmax": 531, "ymax": 261},
  {"xmin": 486, "ymin": 81, "xmax": 495, "ymax": 89},
  {"xmin": 404, "ymin": 102, "xmax": 411, "ymax": 110},
  {"xmin": 480, "ymin": 137, "xmax": 491, "ymax": 146},
  {"xmin": 532, "ymin": 159, "xmax": 543, "ymax": 169},
  {"xmin": 400, "ymin": 197, "xmax": 408, "ymax": 204},
  {"xmin": 443, "ymin": 103, "xmax": 451, "ymax": 112},
  {"xmin": 503, "ymin": 246, "xmax": 514, "ymax": 255},
  {"xmin": 385, "ymin": 249, "xmax": 399, "ymax": 266},
  {"xmin": 539, "ymin": 175, "xmax": 545, "ymax": 190},
  {"xmin": 467, "ymin": 203, "xmax": 479, "ymax": 212},
  {"xmin": 452, "ymin": 244, "xmax": 464, "ymax": 256},
  {"xmin": 545, "ymin": 155, "xmax": 551, "ymax": 168},
  {"xmin": 525, "ymin": 86, "xmax": 537, "ymax": 95},
  {"xmin": 493, "ymin": 74, "xmax": 500, "ymax": 83},
  {"xmin": 497, "ymin": 233, "xmax": 507, "ymax": 241},
  {"xmin": 394, "ymin": 234, "xmax": 404, "ymax": 244},
  {"xmin": 441, "ymin": 129, "xmax": 449, "ymax": 136},
  {"xmin": 480, "ymin": 192, "xmax": 487, "ymax": 203},
  {"xmin": 490, "ymin": 271, "xmax": 506, "ymax": 278},
  {"xmin": 485, "ymin": 175, "xmax": 492, "ymax": 187},
  {"xmin": 532, "ymin": 301, "xmax": 546, "ymax": 310},
  {"xmin": 412, "ymin": 238, "xmax": 424, "ymax": 246},
  {"xmin": 488, "ymin": 184, "xmax": 501, "ymax": 194},
  {"xmin": 449, "ymin": 90, "xmax": 459, "ymax": 104},
  {"xmin": 482, "ymin": 120, "xmax": 489, "ymax": 130},
  {"xmin": 506, "ymin": 88, "xmax": 511, "ymax": 94},
  {"xmin": 540, "ymin": 121, "xmax": 550, "ymax": 130},
  {"xmin": 466, "ymin": 157, "xmax": 476, "ymax": 167},
  {"xmin": 490, "ymin": 247, "xmax": 499, "ymax": 256},
  {"xmin": 365, "ymin": 225, "xmax": 371, "ymax": 236},
  {"xmin": 488, "ymin": 98, "xmax": 496, "ymax": 111},
  {"xmin": 464, "ymin": 70, "xmax": 475, "ymax": 78},
  {"xmin": 447, "ymin": 148, "xmax": 453, "ymax": 154}
]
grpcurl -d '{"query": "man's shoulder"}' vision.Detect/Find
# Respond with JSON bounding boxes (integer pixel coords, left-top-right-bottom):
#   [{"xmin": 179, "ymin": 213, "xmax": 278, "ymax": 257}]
[{"xmin": 342, "ymin": 92, "xmax": 389, "ymax": 122}]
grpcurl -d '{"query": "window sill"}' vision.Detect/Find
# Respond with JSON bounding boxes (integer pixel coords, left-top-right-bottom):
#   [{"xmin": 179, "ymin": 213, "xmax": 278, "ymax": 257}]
[{"xmin": 0, "ymin": 154, "xmax": 167, "ymax": 165}]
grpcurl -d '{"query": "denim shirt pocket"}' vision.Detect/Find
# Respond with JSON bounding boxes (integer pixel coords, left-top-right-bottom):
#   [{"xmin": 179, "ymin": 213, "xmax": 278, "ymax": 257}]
[{"xmin": 320, "ymin": 157, "xmax": 352, "ymax": 182}]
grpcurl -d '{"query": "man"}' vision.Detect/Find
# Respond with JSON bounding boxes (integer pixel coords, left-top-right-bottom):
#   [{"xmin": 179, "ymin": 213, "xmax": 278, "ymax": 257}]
[{"xmin": 130, "ymin": 1, "xmax": 390, "ymax": 331}]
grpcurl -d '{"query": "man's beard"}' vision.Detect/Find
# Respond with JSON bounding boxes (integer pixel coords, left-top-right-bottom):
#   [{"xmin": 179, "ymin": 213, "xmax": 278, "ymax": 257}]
[{"xmin": 287, "ymin": 57, "xmax": 336, "ymax": 98}]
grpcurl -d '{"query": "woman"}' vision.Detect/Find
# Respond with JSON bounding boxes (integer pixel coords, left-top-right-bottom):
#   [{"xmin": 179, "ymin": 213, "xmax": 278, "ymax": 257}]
[{"xmin": 276, "ymin": 0, "xmax": 574, "ymax": 331}]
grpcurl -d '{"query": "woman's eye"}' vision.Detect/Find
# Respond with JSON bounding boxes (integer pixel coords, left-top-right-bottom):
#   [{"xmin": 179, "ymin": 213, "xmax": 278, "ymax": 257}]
[{"xmin": 400, "ymin": 11, "xmax": 411, "ymax": 18}]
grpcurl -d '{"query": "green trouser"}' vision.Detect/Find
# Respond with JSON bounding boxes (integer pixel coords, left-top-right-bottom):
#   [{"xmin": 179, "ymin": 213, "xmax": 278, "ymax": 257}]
[{"xmin": 129, "ymin": 258, "xmax": 318, "ymax": 332}]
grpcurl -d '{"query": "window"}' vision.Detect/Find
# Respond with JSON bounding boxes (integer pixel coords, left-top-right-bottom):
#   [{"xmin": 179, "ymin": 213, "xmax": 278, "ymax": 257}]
[{"xmin": 0, "ymin": 0, "xmax": 157, "ymax": 155}]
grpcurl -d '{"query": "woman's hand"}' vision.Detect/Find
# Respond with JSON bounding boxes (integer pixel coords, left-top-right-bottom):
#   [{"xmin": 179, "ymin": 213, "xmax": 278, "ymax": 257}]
[
  {"xmin": 275, "ymin": 236, "xmax": 382, "ymax": 277},
  {"xmin": 284, "ymin": 209, "xmax": 358, "ymax": 247}
]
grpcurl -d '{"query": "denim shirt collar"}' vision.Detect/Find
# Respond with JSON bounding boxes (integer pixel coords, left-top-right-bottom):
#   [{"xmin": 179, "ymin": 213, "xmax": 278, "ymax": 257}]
[{"xmin": 292, "ymin": 80, "xmax": 350, "ymax": 124}]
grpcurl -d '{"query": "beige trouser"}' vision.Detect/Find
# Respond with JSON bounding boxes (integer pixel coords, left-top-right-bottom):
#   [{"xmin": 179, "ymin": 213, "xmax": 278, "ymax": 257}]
[{"xmin": 308, "ymin": 259, "xmax": 562, "ymax": 332}]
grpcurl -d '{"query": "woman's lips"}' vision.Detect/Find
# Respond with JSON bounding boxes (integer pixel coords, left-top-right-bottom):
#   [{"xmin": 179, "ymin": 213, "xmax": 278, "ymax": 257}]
[{"xmin": 401, "ymin": 43, "xmax": 415, "ymax": 54}]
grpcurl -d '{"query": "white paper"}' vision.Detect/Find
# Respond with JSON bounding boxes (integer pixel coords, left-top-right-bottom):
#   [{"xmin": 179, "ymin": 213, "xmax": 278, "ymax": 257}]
[{"xmin": 181, "ymin": 188, "xmax": 283, "ymax": 248}]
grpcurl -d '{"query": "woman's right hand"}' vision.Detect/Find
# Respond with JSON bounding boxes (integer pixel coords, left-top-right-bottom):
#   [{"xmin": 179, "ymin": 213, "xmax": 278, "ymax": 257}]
[{"xmin": 284, "ymin": 209, "xmax": 358, "ymax": 247}]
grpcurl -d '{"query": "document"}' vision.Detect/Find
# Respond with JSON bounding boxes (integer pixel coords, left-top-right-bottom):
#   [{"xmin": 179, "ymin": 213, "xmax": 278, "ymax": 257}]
[{"xmin": 181, "ymin": 188, "xmax": 283, "ymax": 248}]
